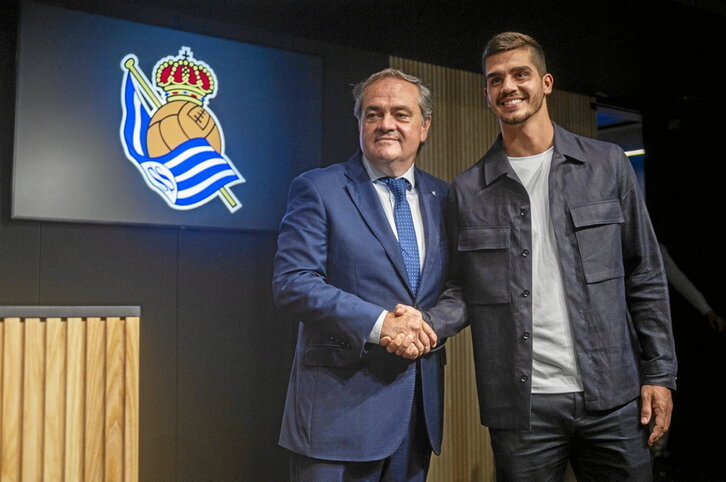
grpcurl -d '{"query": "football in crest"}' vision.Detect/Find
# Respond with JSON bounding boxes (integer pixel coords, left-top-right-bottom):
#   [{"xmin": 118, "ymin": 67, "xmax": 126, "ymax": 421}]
[
  {"xmin": 146, "ymin": 50, "xmax": 221, "ymax": 157},
  {"xmin": 146, "ymin": 101, "xmax": 221, "ymax": 157}
]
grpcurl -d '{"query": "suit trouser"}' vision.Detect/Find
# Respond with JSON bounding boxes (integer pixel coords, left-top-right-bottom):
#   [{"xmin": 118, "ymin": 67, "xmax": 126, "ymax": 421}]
[
  {"xmin": 489, "ymin": 392, "xmax": 652, "ymax": 482},
  {"xmin": 289, "ymin": 367, "xmax": 431, "ymax": 482}
]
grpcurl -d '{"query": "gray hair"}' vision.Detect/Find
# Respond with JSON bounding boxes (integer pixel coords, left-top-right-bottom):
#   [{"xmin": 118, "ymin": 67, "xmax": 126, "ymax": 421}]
[{"xmin": 352, "ymin": 68, "xmax": 433, "ymax": 121}]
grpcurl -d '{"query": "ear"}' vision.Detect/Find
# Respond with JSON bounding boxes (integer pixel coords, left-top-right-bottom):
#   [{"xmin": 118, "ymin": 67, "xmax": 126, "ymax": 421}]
[
  {"xmin": 420, "ymin": 116, "xmax": 432, "ymax": 143},
  {"xmin": 542, "ymin": 73, "xmax": 554, "ymax": 95}
]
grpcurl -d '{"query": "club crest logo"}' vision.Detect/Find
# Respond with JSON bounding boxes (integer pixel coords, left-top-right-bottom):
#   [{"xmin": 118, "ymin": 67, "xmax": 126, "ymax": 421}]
[{"xmin": 120, "ymin": 47, "xmax": 245, "ymax": 212}]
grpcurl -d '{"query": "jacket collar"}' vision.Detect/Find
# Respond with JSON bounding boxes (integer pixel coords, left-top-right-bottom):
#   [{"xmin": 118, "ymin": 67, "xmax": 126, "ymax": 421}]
[
  {"xmin": 343, "ymin": 152, "xmax": 440, "ymax": 299},
  {"xmin": 343, "ymin": 152, "xmax": 416, "ymax": 297},
  {"xmin": 481, "ymin": 123, "xmax": 586, "ymax": 187}
]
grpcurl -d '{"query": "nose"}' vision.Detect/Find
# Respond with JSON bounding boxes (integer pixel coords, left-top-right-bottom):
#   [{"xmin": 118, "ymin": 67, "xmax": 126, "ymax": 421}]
[
  {"xmin": 377, "ymin": 113, "xmax": 395, "ymax": 131},
  {"xmin": 501, "ymin": 75, "xmax": 517, "ymax": 93}
]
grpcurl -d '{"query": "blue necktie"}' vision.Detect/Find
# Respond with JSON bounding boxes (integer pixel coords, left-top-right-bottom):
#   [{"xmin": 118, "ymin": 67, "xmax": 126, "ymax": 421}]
[{"xmin": 382, "ymin": 177, "xmax": 420, "ymax": 295}]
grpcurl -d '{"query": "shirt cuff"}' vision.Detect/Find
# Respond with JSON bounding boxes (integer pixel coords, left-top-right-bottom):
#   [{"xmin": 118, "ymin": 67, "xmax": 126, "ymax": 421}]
[{"xmin": 367, "ymin": 310, "xmax": 386, "ymax": 344}]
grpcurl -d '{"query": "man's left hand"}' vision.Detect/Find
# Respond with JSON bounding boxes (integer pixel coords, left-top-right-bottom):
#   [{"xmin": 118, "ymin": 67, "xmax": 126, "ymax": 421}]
[{"xmin": 640, "ymin": 385, "xmax": 673, "ymax": 446}]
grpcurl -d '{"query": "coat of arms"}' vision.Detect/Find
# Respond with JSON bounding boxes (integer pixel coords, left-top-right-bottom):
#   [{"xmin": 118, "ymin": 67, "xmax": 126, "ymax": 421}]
[{"xmin": 120, "ymin": 47, "xmax": 245, "ymax": 212}]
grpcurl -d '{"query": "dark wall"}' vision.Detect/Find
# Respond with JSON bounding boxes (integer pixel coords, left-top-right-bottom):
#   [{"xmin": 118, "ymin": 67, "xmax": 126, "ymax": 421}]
[
  {"xmin": 642, "ymin": 97, "xmax": 726, "ymax": 477},
  {"xmin": 0, "ymin": 1, "xmax": 386, "ymax": 480}
]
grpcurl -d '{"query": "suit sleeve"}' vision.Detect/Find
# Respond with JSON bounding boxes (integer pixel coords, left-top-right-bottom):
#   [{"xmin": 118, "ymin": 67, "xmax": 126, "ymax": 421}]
[
  {"xmin": 425, "ymin": 182, "xmax": 469, "ymax": 338},
  {"xmin": 272, "ymin": 174, "xmax": 385, "ymax": 348},
  {"xmin": 617, "ymin": 149, "xmax": 677, "ymax": 389}
]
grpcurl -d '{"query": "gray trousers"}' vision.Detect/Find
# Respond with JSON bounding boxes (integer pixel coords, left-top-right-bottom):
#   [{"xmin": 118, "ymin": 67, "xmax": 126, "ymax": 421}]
[{"xmin": 489, "ymin": 392, "xmax": 652, "ymax": 481}]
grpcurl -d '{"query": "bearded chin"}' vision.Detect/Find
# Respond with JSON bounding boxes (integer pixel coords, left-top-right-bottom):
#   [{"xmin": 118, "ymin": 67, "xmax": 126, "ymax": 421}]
[
  {"xmin": 499, "ymin": 94, "xmax": 544, "ymax": 125},
  {"xmin": 501, "ymin": 114, "xmax": 528, "ymax": 126}
]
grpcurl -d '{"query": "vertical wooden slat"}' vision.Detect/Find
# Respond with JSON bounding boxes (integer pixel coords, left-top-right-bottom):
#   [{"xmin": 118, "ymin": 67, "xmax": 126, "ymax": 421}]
[
  {"xmin": 1, "ymin": 318, "xmax": 23, "ymax": 482},
  {"xmin": 105, "ymin": 317, "xmax": 125, "ymax": 482},
  {"xmin": 66, "ymin": 317, "xmax": 86, "ymax": 482},
  {"xmin": 124, "ymin": 317, "xmax": 140, "ymax": 482},
  {"xmin": 44, "ymin": 318, "xmax": 67, "ymax": 482},
  {"xmin": 85, "ymin": 317, "xmax": 105, "ymax": 482},
  {"xmin": 22, "ymin": 318, "xmax": 45, "ymax": 482},
  {"xmin": 0, "ymin": 318, "xmax": 4, "ymax": 477}
]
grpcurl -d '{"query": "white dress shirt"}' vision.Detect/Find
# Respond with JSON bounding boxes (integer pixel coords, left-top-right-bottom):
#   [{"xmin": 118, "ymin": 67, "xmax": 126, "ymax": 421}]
[{"xmin": 362, "ymin": 156, "xmax": 426, "ymax": 344}]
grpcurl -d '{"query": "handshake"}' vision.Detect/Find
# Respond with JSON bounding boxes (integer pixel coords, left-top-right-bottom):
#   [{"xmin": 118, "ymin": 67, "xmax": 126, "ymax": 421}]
[{"xmin": 379, "ymin": 304, "xmax": 438, "ymax": 360}]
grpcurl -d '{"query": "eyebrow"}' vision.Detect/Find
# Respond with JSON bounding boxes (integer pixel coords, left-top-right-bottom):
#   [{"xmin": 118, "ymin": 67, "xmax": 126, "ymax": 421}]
[
  {"xmin": 486, "ymin": 65, "xmax": 533, "ymax": 80},
  {"xmin": 364, "ymin": 105, "xmax": 414, "ymax": 113}
]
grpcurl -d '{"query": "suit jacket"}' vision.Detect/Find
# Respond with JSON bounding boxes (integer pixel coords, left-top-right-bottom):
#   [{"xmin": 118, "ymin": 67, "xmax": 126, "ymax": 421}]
[
  {"xmin": 429, "ymin": 124, "xmax": 677, "ymax": 430},
  {"xmin": 272, "ymin": 153, "xmax": 450, "ymax": 461}
]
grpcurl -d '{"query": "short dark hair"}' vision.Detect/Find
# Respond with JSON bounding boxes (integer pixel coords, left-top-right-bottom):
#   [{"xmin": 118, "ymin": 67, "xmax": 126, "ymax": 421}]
[
  {"xmin": 482, "ymin": 32, "xmax": 547, "ymax": 77},
  {"xmin": 352, "ymin": 68, "xmax": 433, "ymax": 122}
]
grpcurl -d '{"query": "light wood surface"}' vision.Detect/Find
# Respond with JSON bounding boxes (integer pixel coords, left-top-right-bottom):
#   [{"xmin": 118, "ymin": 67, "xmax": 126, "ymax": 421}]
[{"xmin": 0, "ymin": 315, "xmax": 139, "ymax": 482}]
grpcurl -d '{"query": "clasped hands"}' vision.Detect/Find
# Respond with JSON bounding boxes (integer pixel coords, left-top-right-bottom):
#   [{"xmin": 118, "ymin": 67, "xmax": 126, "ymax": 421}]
[{"xmin": 379, "ymin": 304, "xmax": 438, "ymax": 360}]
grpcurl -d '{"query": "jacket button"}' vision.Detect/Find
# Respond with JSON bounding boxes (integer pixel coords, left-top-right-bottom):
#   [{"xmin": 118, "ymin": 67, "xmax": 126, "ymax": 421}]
[
  {"xmin": 522, "ymin": 332, "xmax": 530, "ymax": 340},
  {"xmin": 520, "ymin": 375, "xmax": 528, "ymax": 382},
  {"xmin": 522, "ymin": 290, "xmax": 530, "ymax": 297},
  {"xmin": 521, "ymin": 249, "xmax": 529, "ymax": 257}
]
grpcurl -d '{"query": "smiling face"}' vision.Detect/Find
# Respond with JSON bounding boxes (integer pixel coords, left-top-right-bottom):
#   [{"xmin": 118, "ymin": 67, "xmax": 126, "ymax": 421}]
[
  {"xmin": 359, "ymin": 77, "xmax": 431, "ymax": 177},
  {"xmin": 484, "ymin": 46, "xmax": 553, "ymax": 127}
]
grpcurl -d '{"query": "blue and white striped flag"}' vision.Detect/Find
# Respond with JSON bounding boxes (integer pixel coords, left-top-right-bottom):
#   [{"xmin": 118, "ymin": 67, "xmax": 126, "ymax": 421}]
[{"xmin": 120, "ymin": 74, "xmax": 245, "ymax": 211}]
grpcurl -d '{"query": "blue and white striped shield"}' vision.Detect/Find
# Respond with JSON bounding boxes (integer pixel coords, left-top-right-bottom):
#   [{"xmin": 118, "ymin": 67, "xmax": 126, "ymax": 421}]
[{"xmin": 119, "ymin": 64, "xmax": 245, "ymax": 212}]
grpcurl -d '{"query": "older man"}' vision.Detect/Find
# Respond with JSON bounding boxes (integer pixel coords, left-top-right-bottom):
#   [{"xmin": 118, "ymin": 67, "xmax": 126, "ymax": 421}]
[{"xmin": 273, "ymin": 68, "xmax": 450, "ymax": 481}]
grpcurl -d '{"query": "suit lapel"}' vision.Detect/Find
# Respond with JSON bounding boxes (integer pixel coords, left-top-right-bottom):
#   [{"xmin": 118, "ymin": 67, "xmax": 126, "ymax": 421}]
[
  {"xmin": 415, "ymin": 168, "xmax": 441, "ymax": 298},
  {"xmin": 344, "ymin": 154, "xmax": 412, "ymax": 295}
]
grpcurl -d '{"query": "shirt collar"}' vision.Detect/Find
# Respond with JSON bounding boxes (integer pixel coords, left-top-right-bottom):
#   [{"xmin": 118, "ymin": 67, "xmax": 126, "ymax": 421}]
[
  {"xmin": 551, "ymin": 123, "xmax": 588, "ymax": 163},
  {"xmin": 482, "ymin": 123, "xmax": 588, "ymax": 187},
  {"xmin": 362, "ymin": 155, "xmax": 417, "ymax": 189}
]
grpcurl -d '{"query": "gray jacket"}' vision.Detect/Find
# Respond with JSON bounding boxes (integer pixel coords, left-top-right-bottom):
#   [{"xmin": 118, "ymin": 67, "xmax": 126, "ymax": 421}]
[{"xmin": 429, "ymin": 123, "xmax": 677, "ymax": 430}]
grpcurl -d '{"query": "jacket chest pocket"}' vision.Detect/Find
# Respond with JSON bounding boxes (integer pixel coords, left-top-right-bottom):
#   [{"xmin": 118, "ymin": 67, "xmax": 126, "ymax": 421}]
[
  {"xmin": 458, "ymin": 226, "xmax": 510, "ymax": 304},
  {"xmin": 570, "ymin": 200, "xmax": 625, "ymax": 283}
]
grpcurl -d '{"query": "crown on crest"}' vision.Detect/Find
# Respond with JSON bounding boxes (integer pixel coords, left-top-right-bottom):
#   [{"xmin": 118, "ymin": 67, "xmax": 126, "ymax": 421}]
[{"xmin": 155, "ymin": 47, "xmax": 216, "ymax": 105}]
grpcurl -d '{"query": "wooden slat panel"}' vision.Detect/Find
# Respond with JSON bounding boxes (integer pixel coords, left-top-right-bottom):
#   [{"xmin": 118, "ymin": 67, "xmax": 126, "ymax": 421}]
[
  {"xmin": 105, "ymin": 317, "xmax": 125, "ymax": 482},
  {"xmin": 124, "ymin": 317, "xmax": 140, "ymax": 482},
  {"xmin": 65, "ymin": 317, "xmax": 86, "ymax": 482},
  {"xmin": 85, "ymin": 317, "xmax": 106, "ymax": 482},
  {"xmin": 1, "ymin": 315, "xmax": 140, "ymax": 482},
  {"xmin": 0, "ymin": 319, "xmax": 4, "ymax": 477},
  {"xmin": 44, "ymin": 318, "xmax": 67, "ymax": 482},
  {"xmin": 22, "ymin": 318, "xmax": 45, "ymax": 482},
  {"xmin": 1, "ymin": 318, "xmax": 23, "ymax": 482}
]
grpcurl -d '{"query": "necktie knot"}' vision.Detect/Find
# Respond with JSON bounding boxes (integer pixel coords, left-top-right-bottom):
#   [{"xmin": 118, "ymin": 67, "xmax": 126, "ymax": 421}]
[{"xmin": 381, "ymin": 177, "xmax": 410, "ymax": 201}]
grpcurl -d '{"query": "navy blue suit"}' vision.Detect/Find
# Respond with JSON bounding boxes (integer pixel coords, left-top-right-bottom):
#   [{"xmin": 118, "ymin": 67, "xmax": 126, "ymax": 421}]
[{"xmin": 273, "ymin": 153, "xmax": 448, "ymax": 463}]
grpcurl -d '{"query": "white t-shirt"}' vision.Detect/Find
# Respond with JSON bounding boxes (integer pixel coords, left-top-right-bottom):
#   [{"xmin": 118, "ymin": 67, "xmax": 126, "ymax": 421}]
[{"xmin": 509, "ymin": 147, "xmax": 583, "ymax": 393}]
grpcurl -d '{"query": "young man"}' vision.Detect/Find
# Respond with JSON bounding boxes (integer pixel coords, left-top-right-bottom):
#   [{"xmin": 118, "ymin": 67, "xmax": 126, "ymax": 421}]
[{"xmin": 428, "ymin": 32, "xmax": 677, "ymax": 480}]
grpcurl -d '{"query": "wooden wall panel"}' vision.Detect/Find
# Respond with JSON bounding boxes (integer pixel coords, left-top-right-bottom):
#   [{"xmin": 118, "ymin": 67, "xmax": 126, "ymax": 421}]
[
  {"xmin": 86, "ymin": 318, "xmax": 106, "ymax": 482},
  {"xmin": 124, "ymin": 317, "xmax": 140, "ymax": 482},
  {"xmin": 0, "ymin": 316, "xmax": 139, "ymax": 482},
  {"xmin": 44, "ymin": 318, "xmax": 67, "ymax": 481},
  {"xmin": 65, "ymin": 317, "xmax": 86, "ymax": 481},
  {"xmin": 105, "ymin": 318, "xmax": 125, "ymax": 482},
  {"xmin": 1, "ymin": 318, "xmax": 23, "ymax": 482},
  {"xmin": 22, "ymin": 318, "xmax": 45, "ymax": 482},
  {"xmin": 390, "ymin": 56, "xmax": 596, "ymax": 482}
]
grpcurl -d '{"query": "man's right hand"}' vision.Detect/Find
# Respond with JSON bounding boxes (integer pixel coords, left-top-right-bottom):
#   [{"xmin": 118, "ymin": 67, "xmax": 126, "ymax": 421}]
[{"xmin": 379, "ymin": 304, "xmax": 438, "ymax": 360}]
